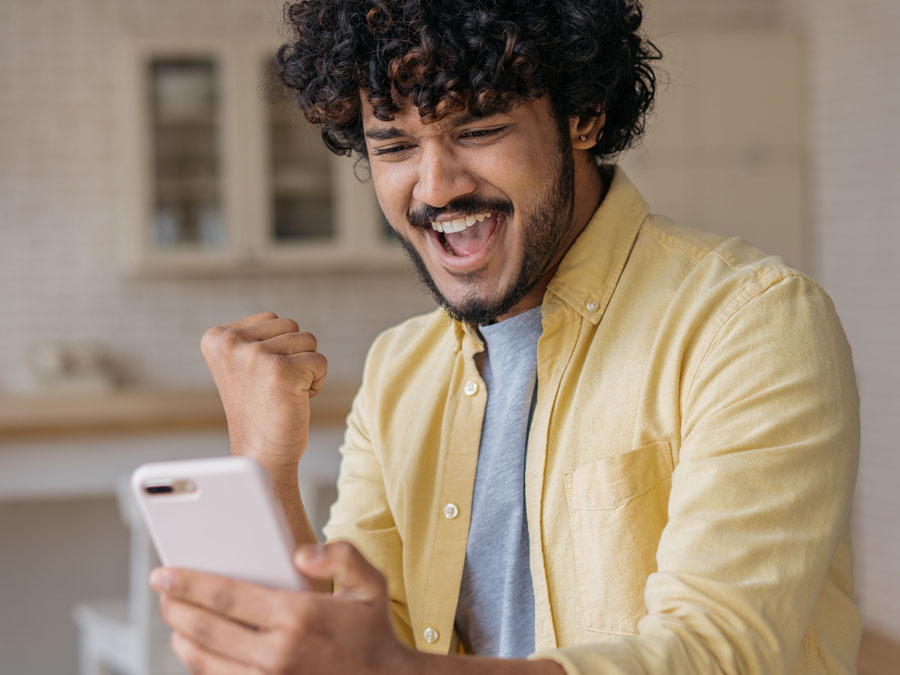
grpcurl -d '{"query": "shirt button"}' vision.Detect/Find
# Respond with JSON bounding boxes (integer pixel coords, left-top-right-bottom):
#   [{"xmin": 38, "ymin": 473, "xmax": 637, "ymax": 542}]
[
  {"xmin": 423, "ymin": 626, "xmax": 440, "ymax": 644},
  {"xmin": 586, "ymin": 300, "xmax": 600, "ymax": 312},
  {"xmin": 464, "ymin": 380, "xmax": 479, "ymax": 396},
  {"xmin": 443, "ymin": 502, "xmax": 459, "ymax": 519}
]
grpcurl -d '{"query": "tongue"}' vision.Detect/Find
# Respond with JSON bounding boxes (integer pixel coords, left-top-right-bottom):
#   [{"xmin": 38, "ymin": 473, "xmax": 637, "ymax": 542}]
[{"xmin": 444, "ymin": 218, "xmax": 495, "ymax": 257}]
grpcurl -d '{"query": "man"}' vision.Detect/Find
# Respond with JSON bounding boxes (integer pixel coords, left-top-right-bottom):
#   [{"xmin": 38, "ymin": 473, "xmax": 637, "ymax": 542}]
[{"xmin": 152, "ymin": 1, "xmax": 861, "ymax": 673}]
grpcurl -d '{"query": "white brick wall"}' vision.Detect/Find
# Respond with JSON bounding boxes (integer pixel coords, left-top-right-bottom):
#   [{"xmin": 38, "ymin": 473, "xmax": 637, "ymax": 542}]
[
  {"xmin": 644, "ymin": 0, "xmax": 782, "ymax": 32},
  {"xmin": 0, "ymin": 0, "xmax": 435, "ymax": 394},
  {"xmin": 783, "ymin": 0, "xmax": 900, "ymax": 640},
  {"xmin": 648, "ymin": 0, "xmax": 900, "ymax": 642}
]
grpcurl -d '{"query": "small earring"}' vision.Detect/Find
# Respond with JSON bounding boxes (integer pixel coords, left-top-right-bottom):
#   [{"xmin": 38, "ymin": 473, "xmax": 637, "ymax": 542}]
[{"xmin": 579, "ymin": 135, "xmax": 587, "ymax": 141}]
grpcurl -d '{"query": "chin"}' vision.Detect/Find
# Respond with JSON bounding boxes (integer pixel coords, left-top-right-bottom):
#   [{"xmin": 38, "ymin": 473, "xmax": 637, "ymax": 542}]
[{"xmin": 397, "ymin": 227, "xmax": 526, "ymax": 324}]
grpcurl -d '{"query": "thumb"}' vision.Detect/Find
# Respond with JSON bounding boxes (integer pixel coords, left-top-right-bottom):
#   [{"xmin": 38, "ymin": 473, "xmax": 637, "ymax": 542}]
[{"xmin": 294, "ymin": 541, "xmax": 386, "ymax": 603}]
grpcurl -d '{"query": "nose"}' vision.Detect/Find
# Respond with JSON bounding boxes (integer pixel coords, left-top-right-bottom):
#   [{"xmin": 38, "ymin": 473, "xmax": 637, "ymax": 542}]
[{"xmin": 411, "ymin": 141, "xmax": 477, "ymax": 208}]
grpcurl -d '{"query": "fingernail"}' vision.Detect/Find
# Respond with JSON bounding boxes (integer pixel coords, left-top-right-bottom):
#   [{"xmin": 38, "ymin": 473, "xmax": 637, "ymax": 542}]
[{"xmin": 149, "ymin": 568, "xmax": 170, "ymax": 592}]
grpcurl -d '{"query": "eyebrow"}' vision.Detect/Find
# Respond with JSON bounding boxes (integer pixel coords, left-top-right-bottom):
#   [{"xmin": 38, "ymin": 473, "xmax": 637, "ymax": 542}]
[
  {"xmin": 364, "ymin": 110, "xmax": 492, "ymax": 142},
  {"xmin": 364, "ymin": 126, "xmax": 406, "ymax": 141}
]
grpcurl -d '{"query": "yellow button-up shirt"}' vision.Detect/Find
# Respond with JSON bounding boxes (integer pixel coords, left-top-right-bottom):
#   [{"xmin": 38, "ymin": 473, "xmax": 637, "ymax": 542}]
[{"xmin": 323, "ymin": 167, "xmax": 861, "ymax": 674}]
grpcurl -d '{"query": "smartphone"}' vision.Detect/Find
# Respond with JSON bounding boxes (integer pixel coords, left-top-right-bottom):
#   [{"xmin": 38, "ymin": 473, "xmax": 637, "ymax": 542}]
[{"xmin": 130, "ymin": 455, "xmax": 307, "ymax": 591}]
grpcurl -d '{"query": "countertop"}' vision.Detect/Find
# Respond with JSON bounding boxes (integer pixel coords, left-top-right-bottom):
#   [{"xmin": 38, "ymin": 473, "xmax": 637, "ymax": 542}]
[{"xmin": 0, "ymin": 383, "xmax": 357, "ymax": 440}]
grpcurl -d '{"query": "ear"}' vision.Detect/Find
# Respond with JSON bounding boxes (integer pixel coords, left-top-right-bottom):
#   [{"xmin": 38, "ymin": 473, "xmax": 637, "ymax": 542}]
[{"xmin": 569, "ymin": 111, "xmax": 606, "ymax": 150}]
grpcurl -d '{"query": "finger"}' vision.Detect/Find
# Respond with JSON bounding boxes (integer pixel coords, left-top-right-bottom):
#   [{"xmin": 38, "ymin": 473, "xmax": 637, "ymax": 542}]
[
  {"xmin": 201, "ymin": 313, "xmax": 282, "ymax": 356},
  {"xmin": 170, "ymin": 631, "xmax": 262, "ymax": 675},
  {"xmin": 211, "ymin": 319, "xmax": 301, "ymax": 351},
  {"xmin": 223, "ymin": 311, "xmax": 280, "ymax": 330},
  {"xmin": 294, "ymin": 541, "xmax": 387, "ymax": 603},
  {"xmin": 238, "ymin": 317, "xmax": 303, "ymax": 342},
  {"xmin": 160, "ymin": 596, "xmax": 277, "ymax": 668},
  {"xmin": 259, "ymin": 330, "xmax": 318, "ymax": 356},
  {"xmin": 150, "ymin": 567, "xmax": 282, "ymax": 630},
  {"xmin": 276, "ymin": 351, "xmax": 328, "ymax": 398}
]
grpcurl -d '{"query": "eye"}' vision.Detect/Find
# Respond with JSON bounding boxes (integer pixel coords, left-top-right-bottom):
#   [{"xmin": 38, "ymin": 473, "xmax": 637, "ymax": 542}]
[
  {"xmin": 459, "ymin": 125, "xmax": 508, "ymax": 141},
  {"xmin": 372, "ymin": 144, "xmax": 414, "ymax": 157}
]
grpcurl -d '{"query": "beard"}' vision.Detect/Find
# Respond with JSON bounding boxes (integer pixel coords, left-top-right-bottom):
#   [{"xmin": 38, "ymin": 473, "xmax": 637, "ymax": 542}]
[{"xmin": 393, "ymin": 131, "xmax": 576, "ymax": 326}]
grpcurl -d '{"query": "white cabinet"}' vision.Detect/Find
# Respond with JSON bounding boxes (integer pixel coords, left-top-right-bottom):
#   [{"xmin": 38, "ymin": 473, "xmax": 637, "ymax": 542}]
[{"xmin": 116, "ymin": 36, "xmax": 404, "ymax": 274}]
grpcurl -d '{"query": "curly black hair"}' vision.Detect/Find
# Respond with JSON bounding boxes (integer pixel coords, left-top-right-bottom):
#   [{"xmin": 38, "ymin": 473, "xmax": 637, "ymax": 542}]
[{"xmin": 276, "ymin": 0, "xmax": 660, "ymax": 161}]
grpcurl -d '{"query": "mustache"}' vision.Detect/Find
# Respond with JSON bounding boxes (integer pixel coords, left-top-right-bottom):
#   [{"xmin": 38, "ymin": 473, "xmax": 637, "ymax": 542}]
[{"xmin": 408, "ymin": 196, "xmax": 513, "ymax": 230}]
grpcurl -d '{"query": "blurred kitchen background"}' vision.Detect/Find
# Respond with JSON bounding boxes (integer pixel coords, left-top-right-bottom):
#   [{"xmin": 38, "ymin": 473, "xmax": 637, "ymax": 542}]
[{"xmin": 0, "ymin": 0, "xmax": 897, "ymax": 673}]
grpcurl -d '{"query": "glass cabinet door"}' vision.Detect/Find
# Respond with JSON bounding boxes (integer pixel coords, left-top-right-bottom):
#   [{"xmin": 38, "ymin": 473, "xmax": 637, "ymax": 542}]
[
  {"xmin": 120, "ymin": 38, "xmax": 406, "ymax": 274},
  {"xmin": 147, "ymin": 57, "xmax": 226, "ymax": 249},
  {"xmin": 264, "ymin": 60, "xmax": 335, "ymax": 243}
]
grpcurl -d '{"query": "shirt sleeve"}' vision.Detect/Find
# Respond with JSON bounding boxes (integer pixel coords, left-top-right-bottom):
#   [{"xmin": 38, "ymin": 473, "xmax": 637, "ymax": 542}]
[
  {"xmin": 532, "ymin": 274, "xmax": 860, "ymax": 674},
  {"xmin": 322, "ymin": 375, "xmax": 416, "ymax": 649}
]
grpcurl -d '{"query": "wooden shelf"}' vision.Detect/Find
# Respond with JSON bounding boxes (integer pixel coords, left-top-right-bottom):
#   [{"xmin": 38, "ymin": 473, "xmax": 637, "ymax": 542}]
[{"xmin": 0, "ymin": 384, "xmax": 356, "ymax": 440}]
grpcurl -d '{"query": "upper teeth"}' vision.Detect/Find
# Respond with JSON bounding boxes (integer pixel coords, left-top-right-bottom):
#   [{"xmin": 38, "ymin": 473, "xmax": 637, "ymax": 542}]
[{"xmin": 431, "ymin": 213, "xmax": 490, "ymax": 233}]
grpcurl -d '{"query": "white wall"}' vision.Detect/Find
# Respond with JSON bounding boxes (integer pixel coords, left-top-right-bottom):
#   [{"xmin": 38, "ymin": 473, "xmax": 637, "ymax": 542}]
[{"xmin": 782, "ymin": 0, "xmax": 900, "ymax": 640}]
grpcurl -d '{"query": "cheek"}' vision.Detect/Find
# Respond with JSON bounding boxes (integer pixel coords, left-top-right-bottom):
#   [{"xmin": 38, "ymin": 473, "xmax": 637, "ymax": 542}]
[
  {"xmin": 371, "ymin": 176, "xmax": 396, "ymax": 220},
  {"xmin": 470, "ymin": 145, "xmax": 543, "ymax": 207},
  {"xmin": 371, "ymin": 166, "xmax": 414, "ymax": 224}
]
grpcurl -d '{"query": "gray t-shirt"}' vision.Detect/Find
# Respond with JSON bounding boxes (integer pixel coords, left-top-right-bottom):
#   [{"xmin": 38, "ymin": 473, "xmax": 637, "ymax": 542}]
[{"xmin": 454, "ymin": 305, "xmax": 543, "ymax": 657}]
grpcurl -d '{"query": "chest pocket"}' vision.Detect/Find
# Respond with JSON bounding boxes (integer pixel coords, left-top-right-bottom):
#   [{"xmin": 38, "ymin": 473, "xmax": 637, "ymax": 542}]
[{"xmin": 564, "ymin": 441, "xmax": 673, "ymax": 635}]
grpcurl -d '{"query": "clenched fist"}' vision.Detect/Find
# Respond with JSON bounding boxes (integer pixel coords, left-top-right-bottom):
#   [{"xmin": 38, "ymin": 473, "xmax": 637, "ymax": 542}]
[{"xmin": 201, "ymin": 312, "xmax": 327, "ymax": 479}]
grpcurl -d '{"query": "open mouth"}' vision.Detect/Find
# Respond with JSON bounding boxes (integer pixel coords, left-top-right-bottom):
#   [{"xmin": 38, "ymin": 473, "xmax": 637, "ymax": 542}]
[{"xmin": 430, "ymin": 212, "xmax": 501, "ymax": 259}]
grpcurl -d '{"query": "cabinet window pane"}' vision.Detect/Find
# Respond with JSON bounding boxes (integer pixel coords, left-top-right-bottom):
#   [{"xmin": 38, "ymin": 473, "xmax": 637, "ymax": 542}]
[
  {"xmin": 266, "ymin": 59, "xmax": 334, "ymax": 241},
  {"xmin": 149, "ymin": 58, "xmax": 224, "ymax": 248}
]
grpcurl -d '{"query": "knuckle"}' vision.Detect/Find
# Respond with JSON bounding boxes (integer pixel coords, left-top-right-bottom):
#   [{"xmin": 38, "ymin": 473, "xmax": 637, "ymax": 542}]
[
  {"xmin": 219, "ymin": 328, "xmax": 243, "ymax": 350},
  {"xmin": 305, "ymin": 351, "xmax": 327, "ymax": 376},
  {"xmin": 299, "ymin": 330, "xmax": 317, "ymax": 351},
  {"xmin": 328, "ymin": 540, "xmax": 355, "ymax": 566},
  {"xmin": 168, "ymin": 574, "xmax": 188, "ymax": 597},
  {"xmin": 247, "ymin": 339, "xmax": 269, "ymax": 362},
  {"xmin": 200, "ymin": 326, "xmax": 222, "ymax": 355},
  {"xmin": 210, "ymin": 586, "xmax": 235, "ymax": 614},
  {"xmin": 190, "ymin": 615, "xmax": 214, "ymax": 643},
  {"xmin": 333, "ymin": 540, "xmax": 355, "ymax": 558}
]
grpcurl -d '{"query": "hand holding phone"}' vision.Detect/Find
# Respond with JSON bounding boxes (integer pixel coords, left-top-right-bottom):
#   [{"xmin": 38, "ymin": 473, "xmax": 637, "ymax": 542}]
[{"xmin": 152, "ymin": 537, "xmax": 413, "ymax": 675}]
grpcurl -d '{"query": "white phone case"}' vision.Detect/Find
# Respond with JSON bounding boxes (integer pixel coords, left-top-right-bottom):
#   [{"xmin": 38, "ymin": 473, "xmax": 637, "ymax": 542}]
[{"xmin": 130, "ymin": 456, "xmax": 306, "ymax": 591}]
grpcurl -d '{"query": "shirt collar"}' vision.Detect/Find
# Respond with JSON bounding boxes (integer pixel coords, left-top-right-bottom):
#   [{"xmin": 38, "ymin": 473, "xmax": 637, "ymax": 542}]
[
  {"xmin": 452, "ymin": 164, "xmax": 649, "ymax": 347},
  {"xmin": 546, "ymin": 165, "xmax": 649, "ymax": 325}
]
